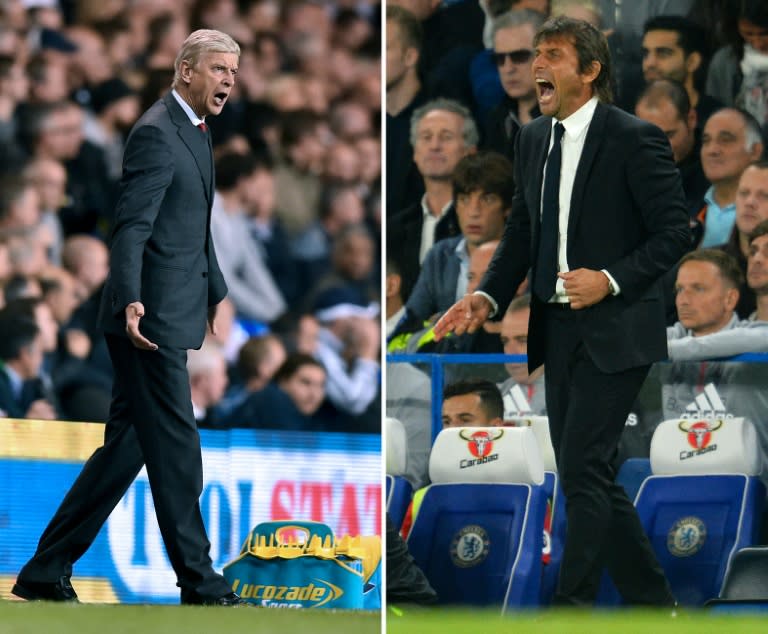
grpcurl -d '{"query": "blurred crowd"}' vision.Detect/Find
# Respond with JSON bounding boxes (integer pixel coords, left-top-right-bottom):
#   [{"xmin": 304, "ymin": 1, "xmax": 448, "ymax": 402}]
[{"xmin": 0, "ymin": 0, "xmax": 381, "ymax": 434}]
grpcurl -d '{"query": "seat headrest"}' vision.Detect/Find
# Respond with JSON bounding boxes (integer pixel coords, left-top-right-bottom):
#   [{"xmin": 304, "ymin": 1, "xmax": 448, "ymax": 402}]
[
  {"xmin": 385, "ymin": 417, "xmax": 407, "ymax": 475},
  {"xmin": 505, "ymin": 415, "xmax": 557, "ymax": 472},
  {"xmin": 429, "ymin": 426, "xmax": 545, "ymax": 485},
  {"xmin": 650, "ymin": 416, "xmax": 762, "ymax": 476}
]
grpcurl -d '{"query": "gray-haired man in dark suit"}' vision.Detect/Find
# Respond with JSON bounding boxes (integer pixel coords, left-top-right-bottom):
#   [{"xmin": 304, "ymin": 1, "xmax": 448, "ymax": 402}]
[{"xmin": 14, "ymin": 29, "xmax": 245, "ymax": 606}]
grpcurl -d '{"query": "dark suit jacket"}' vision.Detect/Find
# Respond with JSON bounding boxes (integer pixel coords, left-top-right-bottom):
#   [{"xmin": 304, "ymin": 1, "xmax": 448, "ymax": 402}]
[
  {"xmin": 0, "ymin": 368, "xmax": 25, "ymax": 418},
  {"xmin": 480, "ymin": 102, "xmax": 691, "ymax": 374},
  {"xmin": 387, "ymin": 200, "xmax": 460, "ymax": 303},
  {"xmin": 405, "ymin": 235, "xmax": 463, "ymax": 322},
  {"xmin": 98, "ymin": 93, "xmax": 227, "ymax": 349}
]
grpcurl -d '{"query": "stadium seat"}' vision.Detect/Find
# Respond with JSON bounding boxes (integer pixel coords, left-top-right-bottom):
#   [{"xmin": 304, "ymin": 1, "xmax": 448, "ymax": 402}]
[
  {"xmin": 505, "ymin": 416, "xmax": 564, "ymax": 604},
  {"xmin": 539, "ymin": 471, "xmax": 565, "ymax": 605},
  {"xmin": 706, "ymin": 547, "xmax": 768, "ymax": 613},
  {"xmin": 615, "ymin": 457, "xmax": 652, "ymax": 503},
  {"xmin": 631, "ymin": 417, "xmax": 765, "ymax": 606},
  {"xmin": 385, "ymin": 417, "xmax": 413, "ymax": 528},
  {"xmin": 406, "ymin": 426, "xmax": 547, "ymax": 611}
]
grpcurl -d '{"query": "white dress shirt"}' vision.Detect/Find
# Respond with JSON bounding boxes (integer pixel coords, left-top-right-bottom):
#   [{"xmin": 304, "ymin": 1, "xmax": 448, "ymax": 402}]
[{"xmin": 419, "ymin": 195, "xmax": 453, "ymax": 264}]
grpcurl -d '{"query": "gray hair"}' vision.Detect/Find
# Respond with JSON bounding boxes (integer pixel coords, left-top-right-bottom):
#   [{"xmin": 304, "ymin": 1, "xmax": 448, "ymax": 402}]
[
  {"xmin": 410, "ymin": 98, "xmax": 479, "ymax": 148},
  {"xmin": 492, "ymin": 8, "xmax": 546, "ymax": 41},
  {"xmin": 173, "ymin": 29, "xmax": 240, "ymax": 87}
]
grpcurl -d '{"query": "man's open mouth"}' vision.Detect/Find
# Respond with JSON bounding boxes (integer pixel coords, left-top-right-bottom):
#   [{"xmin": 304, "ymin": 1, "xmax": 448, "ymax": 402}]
[
  {"xmin": 213, "ymin": 92, "xmax": 228, "ymax": 106},
  {"xmin": 536, "ymin": 79, "xmax": 555, "ymax": 99}
]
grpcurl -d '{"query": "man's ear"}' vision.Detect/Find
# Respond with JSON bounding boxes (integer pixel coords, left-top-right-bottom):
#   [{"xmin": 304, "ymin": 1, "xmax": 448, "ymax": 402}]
[
  {"xmin": 685, "ymin": 51, "xmax": 702, "ymax": 75},
  {"xmin": 582, "ymin": 60, "xmax": 601, "ymax": 85},
  {"xmin": 725, "ymin": 286, "xmax": 740, "ymax": 312},
  {"xmin": 179, "ymin": 60, "xmax": 193, "ymax": 84}
]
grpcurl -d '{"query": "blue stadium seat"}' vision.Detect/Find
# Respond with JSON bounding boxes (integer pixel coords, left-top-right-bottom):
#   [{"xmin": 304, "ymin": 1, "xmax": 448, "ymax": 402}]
[
  {"xmin": 616, "ymin": 457, "xmax": 652, "ymax": 503},
  {"xmin": 599, "ymin": 416, "xmax": 766, "ymax": 607},
  {"xmin": 386, "ymin": 474, "xmax": 413, "ymax": 529},
  {"xmin": 636, "ymin": 473, "xmax": 765, "ymax": 606},
  {"xmin": 385, "ymin": 417, "xmax": 413, "ymax": 528},
  {"xmin": 504, "ymin": 417, "xmax": 563, "ymax": 605},
  {"xmin": 707, "ymin": 546, "xmax": 768, "ymax": 613},
  {"xmin": 540, "ymin": 471, "xmax": 565, "ymax": 605},
  {"xmin": 406, "ymin": 427, "xmax": 547, "ymax": 610}
]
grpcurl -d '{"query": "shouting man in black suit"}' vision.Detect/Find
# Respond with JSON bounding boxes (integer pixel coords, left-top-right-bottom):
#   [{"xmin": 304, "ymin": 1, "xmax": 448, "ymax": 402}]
[
  {"xmin": 13, "ymin": 30, "xmax": 244, "ymax": 606},
  {"xmin": 435, "ymin": 17, "xmax": 691, "ymax": 606}
]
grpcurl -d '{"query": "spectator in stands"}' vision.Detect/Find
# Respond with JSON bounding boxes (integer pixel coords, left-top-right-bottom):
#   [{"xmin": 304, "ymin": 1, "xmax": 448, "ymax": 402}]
[
  {"xmin": 641, "ymin": 15, "xmax": 722, "ymax": 131},
  {"xmin": 239, "ymin": 149, "xmax": 302, "ymax": 306},
  {"xmin": 386, "ymin": 5, "xmax": 428, "ymax": 217},
  {"xmin": 61, "ymin": 234, "xmax": 112, "ymax": 384},
  {"xmin": 210, "ymin": 151, "xmax": 286, "ymax": 324},
  {"xmin": 636, "ymin": 79, "xmax": 709, "ymax": 218},
  {"xmin": 389, "ymin": 0, "xmax": 485, "ymax": 106},
  {"xmin": 719, "ymin": 161, "xmax": 768, "ymax": 318},
  {"xmin": 0, "ymin": 54, "xmax": 29, "ymax": 156},
  {"xmin": 0, "ymin": 175, "xmax": 41, "ymax": 232},
  {"xmin": 22, "ymin": 158, "xmax": 67, "ymax": 265},
  {"xmin": 309, "ymin": 224, "xmax": 378, "ymax": 313},
  {"xmin": 403, "ymin": 151, "xmax": 512, "ymax": 327},
  {"xmin": 224, "ymin": 353, "xmax": 328, "ymax": 431},
  {"xmin": 498, "ymin": 295, "xmax": 547, "ymax": 418},
  {"xmin": 706, "ymin": 0, "xmax": 768, "ymax": 134},
  {"xmin": 217, "ymin": 333, "xmax": 286, "ymax": 419},
  {"xmin": 84, "ymin": 78, "xmax": 141, "ymax": 182},
  {"xmin": 482, "ymin": 9, "xmax": 544, "ymax": 161},
  {"xmin": 385, "ymin": 257, "xmax": 406, "ymax": 339},
  {"xmin": 273, "ymin": 110, "xmax": 325, "ymax": 238},
  {"xmin": 698, "ymin": 107, "xmax": 764, "ymax": 247},
  {"xmin": 748, "ymin": 219, "xmax": 768, "ymax": 321},
  {"xmin": 0, "ymin": 309, "xmax": 56, "ymax": 420},
  {"xmin": 24, "ymin": 54, "xmax": 69, "ymax": 106},
  {"xmin": 19, "ymin": 100, "xmax": 113, "ymax": 236},
  {"xmin": 188, "ymin": 341, "xmax": 229, "ymax": 429},
  {"xmin": 656, "ymin": 249, "xmax": 768, "ymax": 467},
  {"xmin": 400, "ymin": 378, "xmax": 505, "ymax": 537},
  {"xmin": 313, "ymin": 289, "xmax": 380, "ymax": 428},
  {"xmin": 387, "ymin": 98, "xmax": 478, "ymax": 304}
]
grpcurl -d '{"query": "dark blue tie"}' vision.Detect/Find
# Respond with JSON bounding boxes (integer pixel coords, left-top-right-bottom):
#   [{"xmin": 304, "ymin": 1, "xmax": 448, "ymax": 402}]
[{"xmin": 534, "ymin": 122, "xmax": 565, "ymax": 302}]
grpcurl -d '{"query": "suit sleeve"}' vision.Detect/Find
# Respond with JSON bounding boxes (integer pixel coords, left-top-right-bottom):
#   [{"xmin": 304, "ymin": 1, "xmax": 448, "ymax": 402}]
[
  {"xmin": 478, "ymin": 130, "xmax": 533, "ymax": 315},
  {"xmin": 206, "ymin": 230, "xmax": 228, "ymax": 307},
  {"xmin": 108, "ymin": 124, "xmax": 174, "ymax": 314},
  {"xmin": 404, "ymin": 244, "xmax": 444, "ymax": 322},
  {"xmin": 607, "ymin": 122, "xmax": 692, "ymax": 302}
]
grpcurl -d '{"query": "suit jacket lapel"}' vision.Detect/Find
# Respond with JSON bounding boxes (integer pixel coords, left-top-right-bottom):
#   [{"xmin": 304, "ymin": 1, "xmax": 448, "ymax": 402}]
[
  {"xmin": 163, "ymin": 93, "xmax": 213, "ymax": 206},
  {"xmin": 530, "ymin": 121, "xmax": 551, "ymax": 245},
  {"xmin": 567, "ymin": 102, "xmax": 607, "ymax": 235}
]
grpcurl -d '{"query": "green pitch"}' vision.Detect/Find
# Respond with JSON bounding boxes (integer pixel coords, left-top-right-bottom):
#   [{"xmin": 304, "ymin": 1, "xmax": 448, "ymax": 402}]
[
  {"xmin": 386, "ymin": 606, "xmax": 768, "ymax": 634},
  {"xmin": 0, "ymin": 601, "xmax": 380, "ymax": 634}
]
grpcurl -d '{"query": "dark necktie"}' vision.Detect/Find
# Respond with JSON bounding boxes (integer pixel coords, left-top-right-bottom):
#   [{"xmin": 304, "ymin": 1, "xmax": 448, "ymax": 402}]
[
  {"xmin": 533, "ymin": 122, "xmax": 565, "ymax": 302},
  {"xmin": 197, "ymin": 121, "xmax": 208, "ymax": 133}
]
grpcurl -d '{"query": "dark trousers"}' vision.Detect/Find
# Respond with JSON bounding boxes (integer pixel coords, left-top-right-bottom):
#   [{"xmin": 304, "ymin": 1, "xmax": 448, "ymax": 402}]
[
  {"xmin": 19, "ymin": 334, "xmax": 230, "ymax": 599},
  {"xmin": 544, "ymin": 306, "xmax": 673, "ymax": 606}
]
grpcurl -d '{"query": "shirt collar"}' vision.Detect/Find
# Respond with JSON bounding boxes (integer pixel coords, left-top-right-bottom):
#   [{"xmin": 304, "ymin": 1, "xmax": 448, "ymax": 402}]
[
  {"xmin": 3, "ymin": 365, "xmax": 23, "ymax": 400},
  {"xmin": 554, "ymin": 95, "xmax": 598, "ymax": 140},
  {"xmin": 421, "ymin": 194, "xmax": 452, "ymax": 220},
  {"xmin": 454, "ymin": 237, "xmax": 469, "ymax": 262},
  {"xmin": 704, "ymin": 186, "xmax": 736, "ymax": 212},
  {"xmin": 172, "ymin": 89, "xmax": 206, "ymax": 127}
]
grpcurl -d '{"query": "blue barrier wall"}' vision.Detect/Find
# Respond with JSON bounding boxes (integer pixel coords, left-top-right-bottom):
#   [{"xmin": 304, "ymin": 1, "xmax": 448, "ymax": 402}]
[{"xmin": 0, "ymin": 420, "xmax": 380, "ymax": 604}]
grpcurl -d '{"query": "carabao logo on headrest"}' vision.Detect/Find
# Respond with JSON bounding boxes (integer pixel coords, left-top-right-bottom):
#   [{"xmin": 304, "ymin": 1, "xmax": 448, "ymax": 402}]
[
  {"xmin": 459, "ymin": 429, "xmax": 504, "ymax": 458},
  {"xmin": 679, "ymin": 419, "xmax": 722, "ymax": 451}
]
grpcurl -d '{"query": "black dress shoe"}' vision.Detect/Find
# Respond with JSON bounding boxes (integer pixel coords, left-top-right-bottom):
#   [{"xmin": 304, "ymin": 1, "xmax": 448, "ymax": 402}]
[
  {"xmin": 11, "ymin": 576, "xmax": 79, "ymax": 602},
  {"xmin": 181, "ymin": 590, "xmax": 247, "ymax": 606}
]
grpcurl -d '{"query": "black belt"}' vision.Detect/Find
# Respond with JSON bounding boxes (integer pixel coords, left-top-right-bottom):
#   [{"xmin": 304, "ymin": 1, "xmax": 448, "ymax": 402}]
[{"xmin": 546, "ymin": 302, "xmax": 572, "ymax": 311}]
